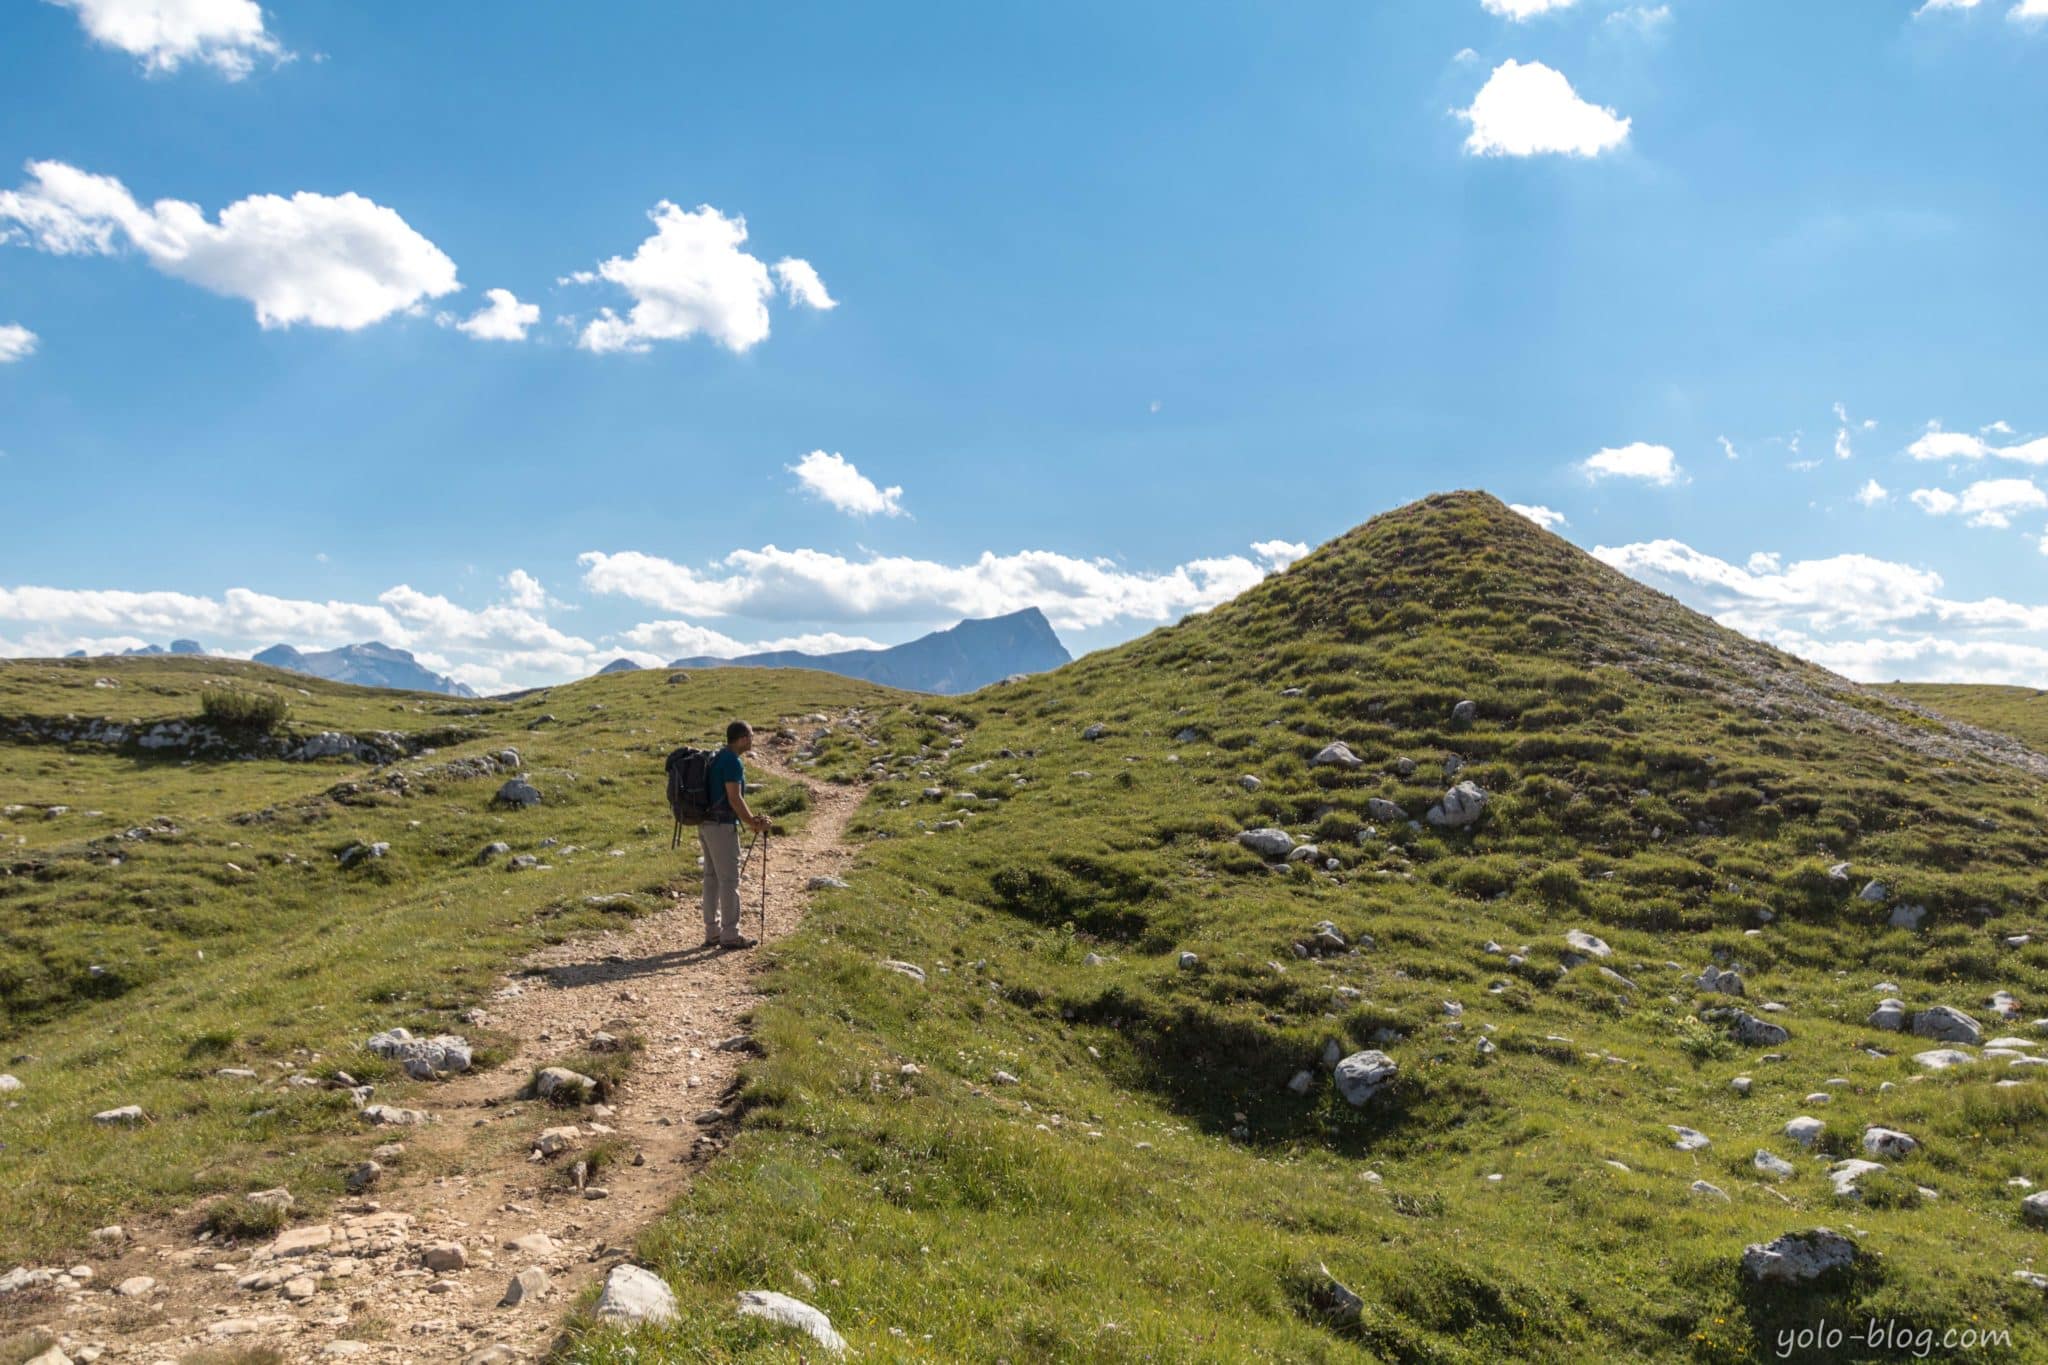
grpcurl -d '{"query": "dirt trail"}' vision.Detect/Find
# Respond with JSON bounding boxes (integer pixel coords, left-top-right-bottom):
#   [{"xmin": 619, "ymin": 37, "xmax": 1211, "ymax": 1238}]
[{"xmin": 42, "ymin": 731, "xmax": 858, "ymax": 1365}]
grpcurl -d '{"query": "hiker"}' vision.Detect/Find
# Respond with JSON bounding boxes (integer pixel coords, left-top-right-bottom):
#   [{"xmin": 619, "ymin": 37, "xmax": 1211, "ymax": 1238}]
[{"xmin": 700, "ymin": 719, "xmax": 771, "ymax": 949}]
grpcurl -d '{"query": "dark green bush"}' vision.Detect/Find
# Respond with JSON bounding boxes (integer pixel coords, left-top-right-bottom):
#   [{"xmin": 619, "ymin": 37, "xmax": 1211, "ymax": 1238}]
[{"xmin": 200, "ymin": 687, "xmax": 290, "ymax": 733}]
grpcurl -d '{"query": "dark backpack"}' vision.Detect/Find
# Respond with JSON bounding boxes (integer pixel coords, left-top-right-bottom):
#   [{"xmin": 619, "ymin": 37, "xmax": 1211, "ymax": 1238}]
[{"xmin": 665, "ymin": 746, "xmax": 716, "ymax": 844}]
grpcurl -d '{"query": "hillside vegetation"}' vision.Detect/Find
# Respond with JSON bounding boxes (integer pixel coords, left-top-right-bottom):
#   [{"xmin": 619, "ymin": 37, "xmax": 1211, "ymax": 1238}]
[
  {"xmin": 0, "ymin": 656, "xmax": 894, "ymax": 1256},
  {"xmin": 570, "ymin": 493, "xmax": 2048, "ymax": 1362},
  {"xmin": 1885, "ymin": 683, "xmax": 2048, "ymax": 758}
]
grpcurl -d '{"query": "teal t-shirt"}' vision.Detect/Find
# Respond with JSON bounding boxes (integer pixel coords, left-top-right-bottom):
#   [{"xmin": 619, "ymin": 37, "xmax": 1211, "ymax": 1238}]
[{"xmin": 708, "ymin": 747, "xmax": 745, "ymax": 819}]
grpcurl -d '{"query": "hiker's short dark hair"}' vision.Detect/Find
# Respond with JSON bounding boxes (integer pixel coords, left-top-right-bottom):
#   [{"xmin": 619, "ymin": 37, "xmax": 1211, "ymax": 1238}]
[{"xmin": 726, "ymin": 720, "xmax": 753, "ymax": 745}]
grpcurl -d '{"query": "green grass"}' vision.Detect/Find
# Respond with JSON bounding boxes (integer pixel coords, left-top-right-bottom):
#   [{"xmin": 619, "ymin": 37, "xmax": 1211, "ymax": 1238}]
[
  {"xmin": 1883, "ymin": 683, "xmax": 2048, "ymax": 754},
  {"xmin": 556, "ymin": 493, "xmax": 2048, "ymax": 1362},
  {"xmin": 12, "ymin": 494, "xmax": 2048, "ymax": 1361},
  {"xmin": 0, "ymin": 657, "xmax": 896, "ymax": 1257}
]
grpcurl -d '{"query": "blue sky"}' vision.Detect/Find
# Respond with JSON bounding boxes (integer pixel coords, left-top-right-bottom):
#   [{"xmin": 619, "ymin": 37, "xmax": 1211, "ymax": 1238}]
[{"xmin": 3, "ymin": 0, "xmax": 2047, "ymax": 690}]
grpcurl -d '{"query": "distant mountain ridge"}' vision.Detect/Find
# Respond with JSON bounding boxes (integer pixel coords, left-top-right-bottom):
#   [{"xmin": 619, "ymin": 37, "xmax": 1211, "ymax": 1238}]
[
  {"xmin": 252, "ymin": 642, "xmax": 478, "ymax": 697},
  {"xmin": 672, "ymin": 608, "xmax": 1071, "ymax": 694}
]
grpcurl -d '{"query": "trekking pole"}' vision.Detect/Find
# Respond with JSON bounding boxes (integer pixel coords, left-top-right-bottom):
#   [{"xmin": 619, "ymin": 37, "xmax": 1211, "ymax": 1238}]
[{"xmin": 759, "ymin": 828, "xmax": 770, "ymax": 940}]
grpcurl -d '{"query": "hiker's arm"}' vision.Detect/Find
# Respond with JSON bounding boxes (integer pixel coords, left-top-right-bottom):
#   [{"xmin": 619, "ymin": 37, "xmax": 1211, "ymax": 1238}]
[{"xmin": 725, "ymin": 781, "xmax": 770, "ymax": 832}]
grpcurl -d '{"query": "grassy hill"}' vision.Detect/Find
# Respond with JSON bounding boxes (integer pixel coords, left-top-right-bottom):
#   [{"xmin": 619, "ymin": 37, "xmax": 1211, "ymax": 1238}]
[
  {"xmin": 566, "ymin": 492, "xmax": 2048, "ymax": 1362},
  {"xmin": 1883, "ymin": 683, "xmax": 2048, "ymax": 758},
  {"xmin": 0, "ymin": 654, "xmax": 898, "ymax": 1257},
  {"xmin": 7, "ymin": 493, "xmax": 2048, "ymax": 1361}
]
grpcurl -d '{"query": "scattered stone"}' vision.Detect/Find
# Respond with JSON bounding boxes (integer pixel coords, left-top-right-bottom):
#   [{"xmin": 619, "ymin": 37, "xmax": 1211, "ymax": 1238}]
[
  {"xmin": 1741, "ymin": 1229, "xmax": 1858, "ymax": 1284},
  {"xmin": 116, "ymin": 1274, "xmax": 155, "ymax": 1297},
  {"xmin": 1178, "ymin": 951, "xmax": 1199, "ymax": 970},
  {"xmin": 1425, "ymin": 780, "xmax": 1488, "ymax": 829},
  {"xmin": 91, "ymin": 1105, "xmax": 146, "ymax": 1125},
  {"xmin": 737, "ymin": 1289, "xmax": 848, "ymax": 1353},
  {"xmin": 475, "ymin": 841, "xmax": 511, "ymax": 864},
  {"xmin": 338, "ymin": 841, "xmax": 389, "ymax": 869},
  {"xmin": 1312, "ymin": 742, "xmax": 1364, "ymax": 769},
  {"xmin": 1913, "ymin": 1049, "xmax": 1976, "ymax": 1071},
  {"xmin": 1786, "ymin": 1117, "xmax": 1825, "ymax": 1148},
  {"xmin": 2023, "ymin": 1191, "xmax": 2048, "ymax": 1226},
  {"xmin": 595, "ymin": 1264, "xmax": 678, "ymax": 1326},
  {"xmin": 1333, "ymin": 1050, "xmax": 1397, "ymax": 1106},
  {"xmin": 1888, "ymin": 903, "xmax": 1927, "ymax": 930},
  {"xmin": 1697, "ymin": 965, "xmax": 1745, "ymax": 997},
  {"xmin": 262, "ymin": 1224, "xmax": 334, "ymax": 1259},
  {"xmin": 1858, "ymin": 881, "xmax": 1888, "ymax": 903},
  {"xmin": 807, "ymin": 875, "xmax": 849, "ymax": 891},
  {"xmin": 501, "ymin": 1266, "xmax": 551, "ymax": 1306},
  {"xmin": 1730, "ymin": 1076, "xmax": 1753, "ymax": 1095},
  {"xmin": 0, "ymin": 1074, "xmax": 20, "ymax": 1093},
  {"xmin": 344, "ymin": 1160, "xmax": 381, "ymax": 1193},
  {"xmin": 360, "ymin": 1104, "xmax": 431, "ymax": 1126},
  {"xmin": 494, "ymin": 778, "xmax": 542, "ymax": 808},
  {"xmin": 1729, "ymin": 1010, "xmax": 1791, "ymax": 1047},
  {"xmin": 1868, "ymin": 999, "xmax": 1907, "ymax": 1031},
  {"xmin": 1669, "ymin": 1126, "xmax": 1711, "ymax": 1151},
  {"xmin": 1754, "ymin": 1150, "xmax": 1796, "ymax": 1179},
  {"xmin": 1911, "ymin": 1006, "xmax": 1983, "ymax": 1045},
  {"xmin": 1366, "ymin": 797, "xmax": 1407, "ymax": 822},
  {"xmin": 281, "ymin": 1275, "xmax": 318, "ymax": 1301},
  {"xmin": 1238, "ymin": 775, "xmax": 1262, "ymax": 792},
  {"xmin": 1863, "ymin": 1127, "xmax": 1918, "ymax": 1159},
  {"xmin": 1451, "ymin": 699, "xmax": 1479, "ymax": 723},
  {"xmin": 1564, "ymin": 930, "xmax": 1611, "ymax": 960},
  {"xmin": 881, "ymin": 960, "xmax": 926, "ymax": 984},
  {"xmin": 534, "ymin": 1068, "xmax": 598, "ymax": 1102},
  {"xmin": 1081, "ymin": 724, "xmax": 1108, "ymax": 741},
  {"xmin": 366, "ymin": 1027, "xmax": 473, "ymax": 1079},
  {"xmin": 1691, "ymin": 1180, "xmax": 1731, "ymax": 1201},
  {"xmin": 1237, "ymin": 828, "xmax": 1295, "ymax": 859},
  {"xmin": 422, "ymin": 1242, "xmax": 467, "ymax": 1273},
  {"xmin": 1829, "ymin": 1159, "xmax": 1886, "ymax": 1201}
]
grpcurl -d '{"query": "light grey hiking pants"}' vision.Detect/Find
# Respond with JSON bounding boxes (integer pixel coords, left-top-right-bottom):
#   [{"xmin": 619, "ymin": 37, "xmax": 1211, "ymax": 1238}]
[{"xmin": 698, "ymin": 820, "xmax": 744, "ymax": 941}]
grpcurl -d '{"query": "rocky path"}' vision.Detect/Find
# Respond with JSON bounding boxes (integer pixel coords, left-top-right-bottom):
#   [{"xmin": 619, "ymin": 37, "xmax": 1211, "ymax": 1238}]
[{"xmin": 15, "ymin": 734, "xmax": 858, "ymax": 1365}]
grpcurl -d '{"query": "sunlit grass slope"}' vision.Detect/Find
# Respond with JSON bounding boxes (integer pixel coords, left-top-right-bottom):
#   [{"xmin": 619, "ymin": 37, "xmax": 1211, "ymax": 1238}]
[{"xmin": 574, "ymin": 492, "xmax": 2048, "ymax": 1363}]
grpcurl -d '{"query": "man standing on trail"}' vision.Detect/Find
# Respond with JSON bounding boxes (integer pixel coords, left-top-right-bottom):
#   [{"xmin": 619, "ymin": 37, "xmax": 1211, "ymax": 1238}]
[{"xmin": 701, "ymin": 719, "xmax": 772, "ymax": 949}]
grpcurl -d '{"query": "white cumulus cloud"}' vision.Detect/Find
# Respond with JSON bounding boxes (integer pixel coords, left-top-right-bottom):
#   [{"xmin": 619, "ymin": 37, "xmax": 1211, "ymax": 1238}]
[
  {"xmin": 50, "ymin": 0, "xmax": 286, "ymax": 78},
  {"xmin": 619, "ymin": 620, "xmax": 887, "ymax": 660},
  {"xmin": 0, "ymin": 160, "xmax": 458, "ymax": 330},
  {"xmin": 1579, "ymin": 441, "xmax": 1681, "ymax": 485},
  {"xmin": 455, "ymin": 288, "xmax": 539, "ymax": 341},
  {"xmin": 772, "ymin": 258, "xmax": 836, "ymax": 310},
  {"xmin": 1594, "ymin": 536, "xmax": 2048, "ymax": 686},
  {"xmin": 1909, "ymin": 422, "xmax": 2048, "ymax": 465},
  {"xmin": 1910, "ymin": 477, "xmax": 2047, "ymax": 528},
  {"xmin": 1481, "ymin": 0, "xmax": 1579, "ymax": 17},
  {"xmin": 1251, "ymin": 539, "xmax": 1310, "ymax": 569},
  {"xmin": 789, "ymin": 450, "xmax": 905, "ymax": 518},
  {"xmin": 568, "ymin": 201, "xmax": 826, "ymax": 354},
  {"xmin": 579, "ymin": 540, "xmax": 1299, "ymax": 633},
  {"xmin": 1510, "ymin": 503, "xmax": 1569, "ymax": 530},
  {"xmin": 0, "ymin": 323, "xmax": 36, "ymax": 362},
  {"xmin": 1855, "ymin": 479, "xmax": 1890, "ymax": 507},
  {"xmin": 1459, "ymin": 60, "xmax": 1630, "ymax": 158}
]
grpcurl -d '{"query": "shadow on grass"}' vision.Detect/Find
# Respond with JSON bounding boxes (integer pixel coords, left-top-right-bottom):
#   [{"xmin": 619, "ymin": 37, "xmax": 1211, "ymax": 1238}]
[{"xmin": 1069, "ymin": 987, "xmax": 1445, "ymax": 1155}]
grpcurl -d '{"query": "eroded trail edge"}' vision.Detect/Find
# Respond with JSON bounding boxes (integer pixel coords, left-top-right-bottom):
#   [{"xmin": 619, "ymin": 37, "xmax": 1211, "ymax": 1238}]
[{"xmin": 67, "ymin": 732, "xmax": 859, "ymax": 1365}]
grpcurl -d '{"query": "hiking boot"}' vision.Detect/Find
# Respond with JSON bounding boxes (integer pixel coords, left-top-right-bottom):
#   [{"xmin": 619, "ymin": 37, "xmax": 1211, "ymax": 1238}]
[
  {"xmin": 701, "ymin": 934, "xmax": 721, "ymax": 948},
  {"xmin": 718, "ymin": 935, "xmax": 759, "ymax": 950}
]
